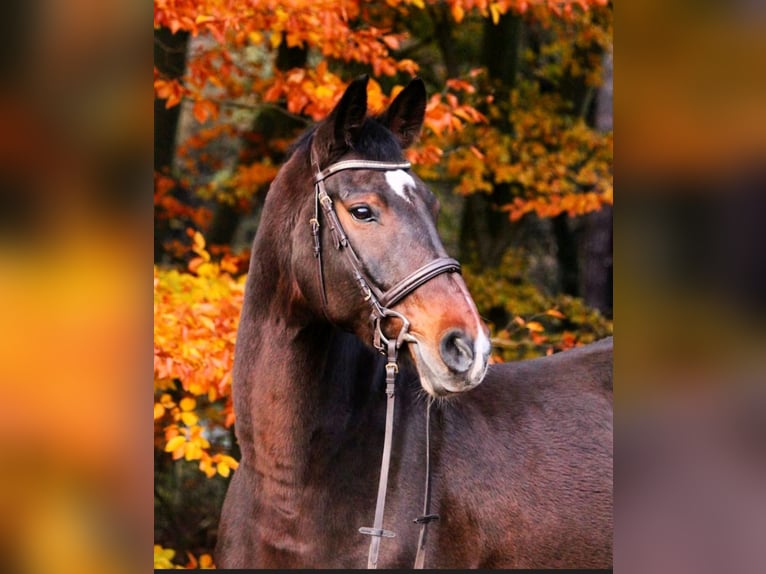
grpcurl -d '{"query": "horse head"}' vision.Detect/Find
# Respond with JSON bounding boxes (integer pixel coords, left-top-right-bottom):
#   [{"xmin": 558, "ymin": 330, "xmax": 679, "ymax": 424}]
[{"xmin": 289, "ymin": 75, "xmax": 490, "ymax": 396}]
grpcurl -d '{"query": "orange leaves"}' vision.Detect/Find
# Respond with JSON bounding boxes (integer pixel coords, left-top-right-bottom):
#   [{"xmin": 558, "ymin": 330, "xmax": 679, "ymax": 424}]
[
  {"xmin": 192, "ymin": 100, "xmax": 218, "ymax": 124},
  {"xmin": 439, "ymin": 83, "xmax": 612, "ymax": 219},
  {"xmin": 423, "ymin": 90, "xmax": 488, "ymax": 138},
  {"xmin": 184, "ymin": 551, "xmax": 215, "ymax": 569},
  {"xmin": 265, "ymin": 65, "xmax": 351, "ymax": 120},
  {"xmin": 154, "ymin": 544, "xmax": 215, "ymax": 569},
  {"xmin": 545, "ymin": 308, "xmax": 566, "ymax": 319},
  {"xmin": 155, "ymin": 0, "xmax": 418, "ymax": 116},
  {"xmin": 154, "ymin": 173, "xmax": 213, "ymax": 229},
  {"xmin": 154, "ymin": 76, "xmax": 187, "ymax": 109},
  {"xmin": 155, "ymin": 231, "xmax": 244, "ymax": 477},
  {"xmin": 451, "ymin": 3, "xmax": 466, "ymax": 22},
  {"xmin": 503, "ymin": 190, "xmax": 612, "ymax": 221}
]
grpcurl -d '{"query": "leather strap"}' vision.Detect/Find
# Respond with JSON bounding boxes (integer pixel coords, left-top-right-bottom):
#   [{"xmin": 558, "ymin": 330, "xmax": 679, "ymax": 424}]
[
  {"xmin": 309, "ymin": 142, "xmax": 458, "ymax": 569},
  {"xmin": 359, "ymin": 339, "xmax": 399, "ymax": 569},
  {"xmin": 380, "ymin": 257, "xmax": 461, "ymax": 308},
  {"xmin": 413, "ymin": 399, "xmax": 439, "ymax": 568}
]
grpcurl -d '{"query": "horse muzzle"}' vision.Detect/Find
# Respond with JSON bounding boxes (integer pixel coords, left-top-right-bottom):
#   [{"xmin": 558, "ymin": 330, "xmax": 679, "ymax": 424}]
[{"xmin": 404, "ymin": 327, "xmax": 491, "ymax": 396}]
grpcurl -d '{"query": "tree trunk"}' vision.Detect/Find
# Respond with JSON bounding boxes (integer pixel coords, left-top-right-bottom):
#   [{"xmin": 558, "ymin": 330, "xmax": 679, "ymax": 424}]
[
  {"xmin": 582, "ymin": 206, "xmax": 613, "ymax": 317},
  {"xmin": 553, "ymin": 213, "xmax": 580, "ymax": 296},
  {"xmin": 458, "ymin": 14, "xmax": 524, "ymax": 267},
  {"xmin": 154, "ymin": 28, "xmax": 189, "ymax": 172},
  {"xmin": 481, "ymin": 13, "xmax": 523, "ymax": 98},
  {"xmin": 154, "ymin": 28, "xmax": 189, "ymax": 261},
  {"xmin": 581, "ymin": 49, "xmax": 613, "ymax": 316}
]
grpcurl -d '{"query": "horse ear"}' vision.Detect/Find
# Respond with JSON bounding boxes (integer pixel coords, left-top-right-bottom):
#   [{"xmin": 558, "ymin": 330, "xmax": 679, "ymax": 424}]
[
  {"xmin": 313, "ymin": 75, "xmax": 369, "ymax": 163},
  {"xmin": 379, "ymin": 78, "xmax": 426, "ymax": 149}
]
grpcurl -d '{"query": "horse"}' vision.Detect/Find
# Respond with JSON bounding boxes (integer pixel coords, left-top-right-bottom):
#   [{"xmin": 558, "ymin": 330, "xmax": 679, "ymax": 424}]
[{"xmin": 215, "ymin": 75, "xmax": 613, "ymax": 569}]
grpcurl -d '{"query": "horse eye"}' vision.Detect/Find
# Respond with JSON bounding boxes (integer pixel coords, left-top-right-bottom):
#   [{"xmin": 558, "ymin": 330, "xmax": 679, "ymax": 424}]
[{"xmin": 349, "ymin": 205, "xmax": 375, "ymax": 222}]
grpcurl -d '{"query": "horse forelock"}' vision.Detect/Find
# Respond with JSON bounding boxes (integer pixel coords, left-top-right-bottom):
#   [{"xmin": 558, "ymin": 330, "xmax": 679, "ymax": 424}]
[{"xmin": 287, "ymin": 115, "xmax": 405, "ymax": 167}]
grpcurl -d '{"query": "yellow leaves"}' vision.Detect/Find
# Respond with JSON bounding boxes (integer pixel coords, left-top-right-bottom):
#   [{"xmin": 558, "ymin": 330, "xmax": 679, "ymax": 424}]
[
  {"xmin": 164, "ymin": 424, "xmax": 212, "ymax": 461},
  {"xmin": 154, "ymin": 544, "xmax": 178, "ymax": 569},
  {"xmin": 274, "ymin": 8, "xmax": 289, "ymax": 24},
  {"xmin": 154, "ymin": 403, "xmax": 166, "ymax": 420},
  {"xmin": 199, "ymin": 453, "xmax": 240, "ymax": 478},
  {"xmin": 165, "ymin": 435, "xmax": 186, "ymax": 456},
  {"xmin": 526, "ymin": 321, "xmax": 544, "ymax": 333},
  {"xmin": 217, "ymin": 460, "xmax": 232, "ymax": 477},
  {"xmin": 545, "ymin": 308, "xmax": 566, "ymax": 319},
  {"xmin": 217, "ymin": 455, "xmax": 239, "ymax": 476},
  {"xmin": 194, "ymin": 14, "xmax": 215, "ymax": 25},
  {"xmin": 160, "ymin": 393, "xmax": 176, "ymax": 409},
  {"xmin": 489, "ymin": 2, "xmax": 503, "ymax": 25},
  {"xmin": 155, "ymin": 231, "xmax": 244, "ymax": 476},
  {"xmin": 190, "ymin": 232, "xmax": 209, "ymax": 260},
  {"xmin": 180, "ymin": 411, "xmax": 199, "ymax": 427},
  {"xmin": 154, "ymin": 544, "xmax": 215, "ymax": 569},
  {"xmin": 180, "ymin": 397, "xmax": 196, "ymax": 411},
  {"xmin": 184, "ymin": 440, "xmax": 203, "ymax": 461}
]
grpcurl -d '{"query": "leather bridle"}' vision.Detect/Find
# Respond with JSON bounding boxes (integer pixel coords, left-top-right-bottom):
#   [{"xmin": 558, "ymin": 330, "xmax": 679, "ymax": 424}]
[{"xmin": 309, "ymin": 143, "xmax": 460, "ymax": 569}]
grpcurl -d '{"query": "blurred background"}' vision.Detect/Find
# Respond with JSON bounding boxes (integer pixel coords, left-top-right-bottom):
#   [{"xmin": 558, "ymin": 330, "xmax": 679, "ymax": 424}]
[
  {"xmin": 152, "ymin": 0, "xmax": 614, "ymax": 565},
  {"xmin": 0, "ymin": 0, "xmax": 764, "ymax": 572}
]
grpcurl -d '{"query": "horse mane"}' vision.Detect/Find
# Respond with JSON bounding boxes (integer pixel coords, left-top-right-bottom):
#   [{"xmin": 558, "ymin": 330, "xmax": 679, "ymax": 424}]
[{"xmin": 287, "ymin": 114, "xmax": 406, "ymax": 165}]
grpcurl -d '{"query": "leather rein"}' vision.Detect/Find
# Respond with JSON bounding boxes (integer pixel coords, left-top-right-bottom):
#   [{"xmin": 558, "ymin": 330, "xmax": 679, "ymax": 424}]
[{"xmin": 309, "ymin": 144, "xmax": 460, "ymax": 569}]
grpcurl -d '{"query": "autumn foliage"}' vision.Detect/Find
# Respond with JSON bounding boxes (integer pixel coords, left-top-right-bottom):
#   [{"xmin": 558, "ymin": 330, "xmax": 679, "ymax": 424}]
[{"xmin": 154, "ymin": 0, "xmax": 612, "ymax": 567}]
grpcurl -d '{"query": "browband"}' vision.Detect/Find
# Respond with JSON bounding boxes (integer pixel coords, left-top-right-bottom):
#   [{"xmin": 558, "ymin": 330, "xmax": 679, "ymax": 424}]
[{"xmin": 314, "ymin": 159, "xmax": 412, "ymax": 184}]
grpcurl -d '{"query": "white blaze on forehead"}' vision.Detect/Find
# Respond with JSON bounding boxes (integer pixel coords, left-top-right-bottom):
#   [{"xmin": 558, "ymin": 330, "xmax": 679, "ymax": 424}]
[{"xmin": 384, "ymin": 169, "xmax": 416, "ymax": 202}]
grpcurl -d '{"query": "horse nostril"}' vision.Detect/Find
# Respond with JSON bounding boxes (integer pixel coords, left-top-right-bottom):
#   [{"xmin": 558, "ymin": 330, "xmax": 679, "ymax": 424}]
[{"xmin": 439, "ymin": 329, "xmax": 475, "ymax": 374}]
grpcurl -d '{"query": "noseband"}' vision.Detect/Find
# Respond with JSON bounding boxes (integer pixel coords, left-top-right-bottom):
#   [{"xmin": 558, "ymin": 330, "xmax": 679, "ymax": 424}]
[{"xmin": 309, "ymin": 143, "xmax": 460, "ymax": 568}]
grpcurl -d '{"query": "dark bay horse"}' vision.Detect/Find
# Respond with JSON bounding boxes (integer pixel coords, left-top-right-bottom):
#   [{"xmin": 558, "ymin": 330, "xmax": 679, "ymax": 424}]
[{"xmin": 215, "ymin": 76, "xmax": 613, "ymax": 569}]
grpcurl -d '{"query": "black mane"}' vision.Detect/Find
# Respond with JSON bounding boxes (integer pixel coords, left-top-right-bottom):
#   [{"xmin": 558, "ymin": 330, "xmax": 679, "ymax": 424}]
[{"xmin": 287, "ymin": 116, "xmax": 405, "ymax": 165}]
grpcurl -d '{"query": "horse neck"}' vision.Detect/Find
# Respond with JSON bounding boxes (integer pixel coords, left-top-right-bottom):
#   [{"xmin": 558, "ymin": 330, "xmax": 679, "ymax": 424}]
[{"xmin": 233, "ymin": 213, "xmax": 386, "ymax": 519}]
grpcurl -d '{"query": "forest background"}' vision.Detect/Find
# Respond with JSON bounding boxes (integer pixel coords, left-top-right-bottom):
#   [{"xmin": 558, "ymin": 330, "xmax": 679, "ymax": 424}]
[{"xmin": 153, "ymin": 0, "xmax": 614, "ymax": 567}]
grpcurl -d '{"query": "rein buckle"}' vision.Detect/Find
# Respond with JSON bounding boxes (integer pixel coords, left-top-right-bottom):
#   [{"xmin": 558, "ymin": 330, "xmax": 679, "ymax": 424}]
[{"xmin": 358, "ymin": 527, "xmax": 396, "ymax": 539}]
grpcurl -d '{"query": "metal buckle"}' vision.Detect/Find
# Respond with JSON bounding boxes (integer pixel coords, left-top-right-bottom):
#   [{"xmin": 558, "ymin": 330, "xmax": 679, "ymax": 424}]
[
  {"xmin": 359, "ymin": 527, "xmax": 396, "ymax": 539},
  {"xmin": 413, "ymin": 514, "xmax": 440, "ymax": 524}
]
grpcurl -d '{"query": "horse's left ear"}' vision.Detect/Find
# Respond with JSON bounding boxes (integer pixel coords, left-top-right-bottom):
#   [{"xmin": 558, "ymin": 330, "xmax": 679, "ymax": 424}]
[{"xmin": 378, "ymin": 78, "xmax": 426, "ymax": 149}]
